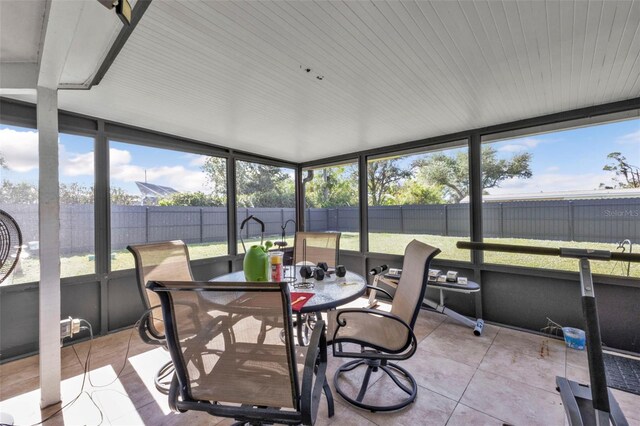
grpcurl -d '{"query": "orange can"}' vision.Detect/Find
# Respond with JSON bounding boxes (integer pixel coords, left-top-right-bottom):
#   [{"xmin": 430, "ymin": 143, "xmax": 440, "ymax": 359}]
[{"xmin": 270, "ymin": 251, "xmax": 284, "ymax": 281}]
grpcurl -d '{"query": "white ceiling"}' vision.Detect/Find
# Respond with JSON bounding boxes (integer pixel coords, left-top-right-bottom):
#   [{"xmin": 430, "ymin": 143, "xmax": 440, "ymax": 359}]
[
  {"xmin": 11, "ymin": 1, "xmax": 640, "ymax": 162},
  {"xmin": 58, "ymin": 2, "xmax": 124, "ymax": 88},
  {"xmin": 0, "ymin": 0, "xmax": 46, "ymax": 63},
  {"xmin": 0, "ymin": 0, "xmax": 125, "ymax": 90}
]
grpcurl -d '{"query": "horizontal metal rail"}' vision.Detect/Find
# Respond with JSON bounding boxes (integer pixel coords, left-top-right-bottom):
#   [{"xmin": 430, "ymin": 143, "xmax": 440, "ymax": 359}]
[{"xmin": 456, "ymin": 241, "xmax": 640, "ymax": 263}]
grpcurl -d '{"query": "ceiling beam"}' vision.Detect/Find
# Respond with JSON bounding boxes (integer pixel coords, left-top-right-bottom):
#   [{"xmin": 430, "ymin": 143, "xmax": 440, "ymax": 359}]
[
  {"xmin": 37, "ymin": 0, "xmax": 86, "ymax": 89},
  {"xmin": 90, "ymin": 0, "xmax": 152, "ymax": 87}
]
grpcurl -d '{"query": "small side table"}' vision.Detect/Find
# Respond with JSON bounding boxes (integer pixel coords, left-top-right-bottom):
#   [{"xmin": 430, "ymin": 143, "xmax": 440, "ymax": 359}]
[{"xmin": 373, "ymin": 273, "xmax": 485, "ymax": 336}]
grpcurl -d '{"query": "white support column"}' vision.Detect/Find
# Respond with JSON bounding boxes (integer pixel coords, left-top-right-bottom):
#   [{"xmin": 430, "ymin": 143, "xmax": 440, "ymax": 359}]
[
  {"xmin": 34, "ymin": 0, "xmax": 87, "ymax": 408},
  {"xmin": 37, "ymin": 86, "xmax": 61, "ymax": 408}
]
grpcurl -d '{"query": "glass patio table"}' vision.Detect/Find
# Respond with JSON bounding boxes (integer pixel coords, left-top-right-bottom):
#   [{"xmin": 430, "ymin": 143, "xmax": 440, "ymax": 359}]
[{"xmin": 211, "ymin": 266, "xmax": 367, "ymax": 345}]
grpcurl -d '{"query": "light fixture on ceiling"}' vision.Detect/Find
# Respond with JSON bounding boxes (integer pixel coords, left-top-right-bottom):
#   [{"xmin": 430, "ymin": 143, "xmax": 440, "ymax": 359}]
[{"xmin": 97, "ymin": 0, "xmax": 132, "ymax": 25}]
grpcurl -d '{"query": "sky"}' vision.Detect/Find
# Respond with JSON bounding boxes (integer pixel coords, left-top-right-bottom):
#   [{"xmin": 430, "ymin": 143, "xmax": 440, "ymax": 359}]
[
  {"xmin": 0, "ymin": 126, "xmax": 292, "ymax": 195},
  {"xmin": 1, "ymin": 117, "xmax": 638, "ymax": 197},
  {"xmin": 485, "ymin": 118, "xmax": 640, "ymax": 195},
  {"xmin": 0, "ymin": 127, "xmax": 221, "ymax": 193},
  {"xmin": 376, "ymin": 118, "xmax": 639, "ymax": 196}
]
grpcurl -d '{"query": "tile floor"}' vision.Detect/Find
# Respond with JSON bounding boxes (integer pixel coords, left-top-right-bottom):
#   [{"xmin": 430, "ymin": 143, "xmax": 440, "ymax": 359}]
[{"xmin": 1, "ymin": 305, "xmax": 639, "ymax": 426}]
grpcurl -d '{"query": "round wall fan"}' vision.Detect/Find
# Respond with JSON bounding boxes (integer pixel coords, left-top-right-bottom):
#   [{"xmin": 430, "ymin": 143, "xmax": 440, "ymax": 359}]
[{"xmin": 0, "ymin": 209, "xmax": 22, "ymax": 284}]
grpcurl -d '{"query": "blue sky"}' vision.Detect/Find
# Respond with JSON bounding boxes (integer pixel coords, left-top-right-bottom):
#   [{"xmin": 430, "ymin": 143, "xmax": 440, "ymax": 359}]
[
  {"xmin": 378, "ymin": 118, "xmax": 639, "ymax": 195},
  {"xmin": 0, "ymin": 127, "xmax": 216, "ymax": 193},
  {"xmin": 486, "ymin": 118, "xmax": 639, "ymax": 194},
  {"xmin": 1, "ymin": 118, "xmax": 638, "ymax": 197}
]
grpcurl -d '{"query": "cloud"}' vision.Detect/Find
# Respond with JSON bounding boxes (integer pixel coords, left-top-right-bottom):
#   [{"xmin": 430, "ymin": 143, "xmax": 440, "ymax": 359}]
[
  {"xmin": 58, "ymin": 142, "xmax": 95, "ymax": 177},
  {"xmin": 109, "ymin": 148, "xmax": 209, "ymax": 192},
  {"xmin": 167, "ymin": 169, "xmax": 210, "ymax": 192},
  {"xmin": 61, "ymin": 151, "xmax": 94, "ymax": 176},
  {"xmin": 110, "ymin": 147, "xmax": 132, "ymax": 166},
  {"xmin": 486, "ymin": 170, "xmax": 616, "ymax": 195},
  {"xmin": 617, "ymin": 129, "xmax": 640, "ymax": 145},
  {"xmin": 185, "ymin": 154, "xmax": 209, "ymax": 167},
  {"xmin": 497, "ymin": 137, "xmax": 543, "ymax": 153},
  {"xmin": 545, "ymin": 166, "xmax": 560, "ymax": 172},
  {"xmin": 0, "ymin": 131, "xmax": 210, "ymax": 193},
  {"xmin": 0, "ymin": 128, "xmax": 39, "ymax": 172},
  {"xmin": 0, "ymin": 129, "xmax": 96, "ymax": 177}
]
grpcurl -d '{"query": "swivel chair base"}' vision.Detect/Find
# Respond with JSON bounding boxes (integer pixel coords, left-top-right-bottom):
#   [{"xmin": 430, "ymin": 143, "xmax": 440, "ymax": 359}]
[
  {"xmin": 334, "ymin": 358, "xmax": 417, "ymax": 412},
  {"xmin": 155, "ymin": 360, "xmax": 174, "ymax": 394}
]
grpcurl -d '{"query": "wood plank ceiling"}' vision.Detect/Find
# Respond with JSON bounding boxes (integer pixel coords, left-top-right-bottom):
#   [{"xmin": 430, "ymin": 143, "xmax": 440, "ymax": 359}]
[{"xmin": 55, "ymin": 0, "xmax": 640, "ymax": 162}]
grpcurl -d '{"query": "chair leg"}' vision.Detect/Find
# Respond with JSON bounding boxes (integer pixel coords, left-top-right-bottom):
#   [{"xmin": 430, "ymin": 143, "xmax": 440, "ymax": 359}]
[
  {"xmin": 333, "ymin": 359, "xmax": 418, "ymax": 412},
  {"xmin": 323, "ymin": 377, "xmax": 335, "ymax": 417},
  {"xmin": 295, "ymin": 312, "xmax": 310, "ymax": 346},
  {"xmin": 355, "ymin": 364, "xmax": 374, "ymax": 402}
]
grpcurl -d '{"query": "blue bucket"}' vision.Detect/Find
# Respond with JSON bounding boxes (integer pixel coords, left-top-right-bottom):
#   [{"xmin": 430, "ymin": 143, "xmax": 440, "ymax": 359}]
[{"xmin": 562, "ymin": 327, "xmax": 586, "ymax": 350}]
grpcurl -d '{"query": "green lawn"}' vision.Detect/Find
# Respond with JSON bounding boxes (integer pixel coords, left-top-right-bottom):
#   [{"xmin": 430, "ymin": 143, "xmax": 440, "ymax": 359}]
[
  {"xmin": 483, "ymin": 237, "xmax": 640, "ymax": 277},
  {"xmin": 5, "ymin": 232, "xmax": 637, "ymax": 285},
  {"xmin": 368, "ymin": 233, "xmax": 468, "ymax": 261},
  {"xmin": 366, "ymin": 233, "xmax": 638, "ymax": 277}
]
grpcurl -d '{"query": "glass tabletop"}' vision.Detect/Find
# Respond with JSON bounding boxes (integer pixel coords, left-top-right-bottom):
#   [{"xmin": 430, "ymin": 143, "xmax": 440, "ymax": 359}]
[{"xmin": 211, "ymin": 266, "xmax": 367, "ymax": 313}]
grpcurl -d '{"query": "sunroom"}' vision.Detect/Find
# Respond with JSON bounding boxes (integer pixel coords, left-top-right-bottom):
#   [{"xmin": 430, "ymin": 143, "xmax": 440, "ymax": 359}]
[{"xmin": 0, "ymin": 1, "xmax": 639, "ymax": 425}]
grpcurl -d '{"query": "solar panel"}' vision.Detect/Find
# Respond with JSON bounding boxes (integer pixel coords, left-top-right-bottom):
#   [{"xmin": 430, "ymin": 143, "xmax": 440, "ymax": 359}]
[{"xmin": 135, "ymin": 181, "xmax": 179, "ymax": 197}]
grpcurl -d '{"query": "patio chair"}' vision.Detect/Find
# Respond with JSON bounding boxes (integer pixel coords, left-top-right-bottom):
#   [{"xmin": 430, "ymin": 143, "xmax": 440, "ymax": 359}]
[
  {"xmin": 127, "ymin": 240, "xmax": 195, "ymax": 393},
  {"xmin": 147, "ymin": 280, "xmax": 334, "ymax": 426},
  {"xmin": 293, "ymin": 232, "xmax": 341, "ymax": 268},
  {"xmin": 293, "ymin": 231, "xmax": 341, "ymax": 344},
  {"xmin": 331, "ymin": 239, "xmax": 440, "ymax": 412}
]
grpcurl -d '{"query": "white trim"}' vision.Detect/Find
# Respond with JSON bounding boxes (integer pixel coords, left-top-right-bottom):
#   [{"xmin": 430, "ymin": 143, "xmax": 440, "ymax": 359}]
[{"xmin": 37, "ymin": 86, "xmax": 61, "ymax": 408}]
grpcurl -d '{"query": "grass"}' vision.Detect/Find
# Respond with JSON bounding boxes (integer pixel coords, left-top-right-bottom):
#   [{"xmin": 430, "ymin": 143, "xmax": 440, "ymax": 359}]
[
  {"xmin": 483, "ymin": 237, "xmax": 640, "ymax": 278},
  {"xmin": 368, "ymin": 233, "xmax": 468, "ymax": 261},
  {"xmin": 5, "ymin": 232, "xmax": 637, "ymax": 285},
  {"xmin": 370, "ymin": 233, "xmax": 638, "ymax": 277}
]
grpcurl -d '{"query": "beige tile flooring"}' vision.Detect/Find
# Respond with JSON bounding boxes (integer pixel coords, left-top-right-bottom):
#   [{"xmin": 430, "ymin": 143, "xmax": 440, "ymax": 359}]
[{"xmin": 1, "ymin": 306, "xmax": 639, "ymax": 426}]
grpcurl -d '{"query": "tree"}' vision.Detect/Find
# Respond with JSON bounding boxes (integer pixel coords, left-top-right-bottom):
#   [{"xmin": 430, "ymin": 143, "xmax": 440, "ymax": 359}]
[
  {"xmin": 602, "ymin": 152, "xmax": 640, "ymax": 188},
  {"xmin": 201, "ymin": 157, "xmax": 227, "ymax": 201},
  {"xmin": 396, "ymin": 181, "xmax": 444, "ymax": 205},
  {"xmin": 304, "ymin": 165, "xmax": 358, "ymax": 208},
  {"xmin": 59, "ymin": 183, "xmax": 139, "ymax": 205},
  {"xmin": 159, "ymin": 191, "xmax": 225, "ymax": 207},
  {"xmin": 110, "ymin": 187, "xmax": 139, "ymax": 206},
  {"xmin": 413, "ymin": 146, "xmax": 532, "ymax": 202},
  {"xmin": 110, "ymin": 187, "xmax": 140, "ymax": 206},
  {"xmin": 367, "ymin": 159, "xmax": 412, "ymax": 206},
  {"xmin": 59, "ymin": 184, "xmax": 139, "ymax": 205},
  {"xmin": 0, "ymin": 180, "xmax": 38, "ymax": 204},
  {"xmin": 237, "ymin": 163, "xmax": 295, "ymax": 208},
  {"xmin": 60, "ymin": 183, "xmax": 93, "ymax": 204},
  {"xmin": 201, "ymin": 158, "xmax": 295, "ymax": 208}
]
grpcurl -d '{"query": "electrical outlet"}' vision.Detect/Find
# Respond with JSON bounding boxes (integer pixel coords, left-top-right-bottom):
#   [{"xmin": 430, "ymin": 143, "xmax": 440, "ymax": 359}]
[
  {"xmin": 60, "ymin": 317, "xmax": 82, "ymax": 339},
  {"xmin": 71, "ymin": 318, "xmax": 81, "ymax": 336},
  {"xmin": 60, "ymin": 317, "xmax": 73, "ymax": 339}
]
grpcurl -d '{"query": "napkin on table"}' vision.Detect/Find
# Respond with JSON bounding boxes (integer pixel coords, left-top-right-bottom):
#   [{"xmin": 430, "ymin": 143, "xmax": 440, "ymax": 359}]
[{"xmin": 290, "ymin": 292, "xmax": 314, "ymax": 312}]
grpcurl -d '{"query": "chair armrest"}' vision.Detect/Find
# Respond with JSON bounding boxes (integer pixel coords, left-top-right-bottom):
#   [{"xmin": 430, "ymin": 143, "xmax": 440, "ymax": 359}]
[
  {"xmin": 332, "ymin": 308, "xmax": 418, "ymax": 360},
  {"xmin": 137, "ymin": 306, "xmax": 165, "ymax": 345},
  {"xmin": 138, "ymin": 299, "xmax": 204, "ymax": 346},
  {"xmin": 365, "ymin": 284, "xmax": 394, "ymax": 300},
  {"xmin": 301, "ymin": 319, "xmax": 327, "ymax": 426}
]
